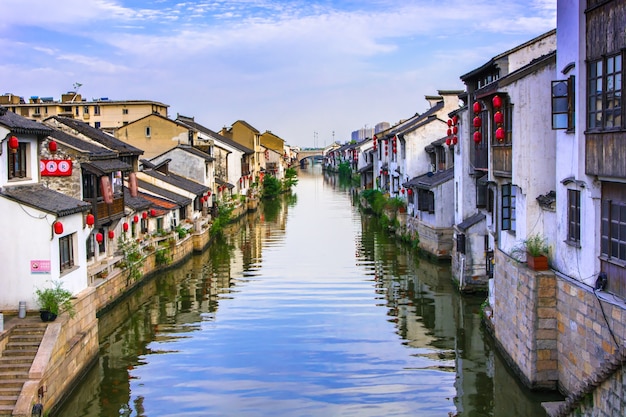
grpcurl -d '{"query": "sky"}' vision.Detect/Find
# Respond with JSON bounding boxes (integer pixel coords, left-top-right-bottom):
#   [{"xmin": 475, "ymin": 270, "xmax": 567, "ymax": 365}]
[{"xmin": 0, "ymin": 0, "xmax": 556, "ymax": 148}]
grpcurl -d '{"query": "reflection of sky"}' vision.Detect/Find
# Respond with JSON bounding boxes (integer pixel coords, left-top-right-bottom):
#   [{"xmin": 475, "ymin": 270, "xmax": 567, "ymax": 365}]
[{"xmin": 130, "ymin": 172, "xmax": 457, "ymax": 416}]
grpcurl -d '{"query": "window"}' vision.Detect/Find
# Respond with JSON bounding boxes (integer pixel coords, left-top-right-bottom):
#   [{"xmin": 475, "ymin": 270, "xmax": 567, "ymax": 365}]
[
  {"xmin": 601, "ymin": 199, "xmax": 626, "ymax": 262},
  {"xmin": 75, "ymin": 106, "xmax": 80, "ymax": 116},
  {"xmin": 94, "ymin": 122, "xmax": 101, "ymax": 129},
  {"xmin": 59, "ymin": 234, "xmax": 75, "ymax": 272},
  {"xmin": 146, "ymin": 126, "xmax": 151, "ymax": 137},
  {"xmin": 476, "ymin": 177, "xmax": 487, "ymax": 208},
  {"xmin": 567, "ymin": 189, "xmax": 581, "ymax": 244},
  {"xmin": 8, "ymin": 142, "xmax": 28, "ymax": 179},
  {"xmin": 122, "ymin": 108, "xmax": 129, "ymax": 115},
  {"xmin": 502, "ymin": 184, "xmax": 516, "ymax": 231},
  {"xmin": 417, "ymin": 189, "xmax": 435, "ymax": 213},
  {"xmin": 588, "ymin": 53, "xmax": 622, "ymax": 130},
  {"xmin": 94, "ymin": 105, "xmax": 101, "ymax": 115},
  {"xmin": 83, "ymin": 105, "xmax": 89, "ymax": 115},
  {"xmin": 552, "ymin": 77, "xmax": 575, "ymax": 130}
]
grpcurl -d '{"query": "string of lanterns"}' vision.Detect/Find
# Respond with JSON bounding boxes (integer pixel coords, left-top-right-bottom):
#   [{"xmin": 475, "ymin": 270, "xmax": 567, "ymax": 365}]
[
  {"xmin": 446, "ymin": 115, "xmax": 459, "ymax": 147},
  {"xmin": 473, "ymin": 101, "xmax": 482, "ymax": 144}
]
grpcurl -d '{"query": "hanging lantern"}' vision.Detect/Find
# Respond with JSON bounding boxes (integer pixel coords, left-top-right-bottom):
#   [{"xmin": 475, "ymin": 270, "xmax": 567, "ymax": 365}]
[
  {"xmin": 452, "ymin": 115, "xmax": 459, "ymax": 125},
  {"xmin": 494, "ymin": 111, "xmax": 504, "ymax": 125},
  {"xmin": 48, "ymin": 140, "xmax": 58, "ymax": 154},
  {"xmin": 239, "ymin": 177, "xmax": 243, "ymax": 183},
  {"xmin": 53, "ymin": 221, "xmax": 64, "ymax": 235},
  {"xmin": 447, "ymin": 128, "xmax": 452, "ymax": 136},
  {"xmin": 8, "ymin": 136, "xmax": 18, "ymax": 153},
  {"xmin": 150, "ymin": 209, "xmax": 156, "ymax": 217},
  {"xmin": 96, "ymin": 233, "xmax": 104, "ymax": 243},
  {"xmin": 123, "ymin": 222, "xmax": 129, "ymax": 232},
  {"xmin": 473, "ymin": 131, "xmax": 482, "ymax": 144},
  {"xmin": 133, "ymin": 215, "xmax": 139, "ymax": 223},
  {"xmin": 473, "ymin": 101, "xmax": 481, "ymax": 114},
  {"xmin": 401, "ymin": 188, "xmax": 405, "ymax": 195},
  {"xmin": 86, "ymin": 213, "xmax": 95, "ymax": 227},
  {"xmin": 492, "ymin": 95, "xmax": 502, "ymax": 109},
  {"xmin": 452, "ymin": 136, "xmax": 458, "ymax": 145},
  {"xmin": 447, "ymin": 119, "xmax": 452, "ymax": 127},
  {"xmin": 108, "ymin": 230, "xmax": 115, "ymax": 240},
  {"xmin": 207, "ymin": 191, "xmax": 212, "ymax": 197},
  {"xmin": 407, "ymin": 188, "xmax": 413, "ymax": 196},
  {"xmin": 453, "ymin": 126, "xmax": 458, "ymax": 135},
  {"xmin": 446, "ymin": 137, "xmax": 451, "ymax": 146},
  {"xmin": 473, "ymin": 117, "xmax": 482, "ymax": 129},
  {"xmin": 496, "ymin": 127, "xmax": 506, "ymax": 142},
  {"xmin": 142, "ymin": 212, "xmax": 148, "ymax": 219}
]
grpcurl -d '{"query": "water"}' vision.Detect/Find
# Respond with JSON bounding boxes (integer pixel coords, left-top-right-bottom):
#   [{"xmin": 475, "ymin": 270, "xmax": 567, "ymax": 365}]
[{"xmin": 53, "ymin": 165, "xmax": 559, "ymax": 416}]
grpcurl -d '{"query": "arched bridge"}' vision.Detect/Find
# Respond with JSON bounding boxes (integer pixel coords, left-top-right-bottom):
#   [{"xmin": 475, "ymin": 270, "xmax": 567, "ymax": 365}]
[{"xmin": 296, "ymin": 149, "xmax": 324, "ymax": 165}]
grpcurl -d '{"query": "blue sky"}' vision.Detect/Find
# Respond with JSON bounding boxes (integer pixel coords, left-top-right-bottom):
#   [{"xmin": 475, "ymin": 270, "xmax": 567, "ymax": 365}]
[{"xmin": 0, "ymin": 0, "xmax": 556, "ymax": 147}]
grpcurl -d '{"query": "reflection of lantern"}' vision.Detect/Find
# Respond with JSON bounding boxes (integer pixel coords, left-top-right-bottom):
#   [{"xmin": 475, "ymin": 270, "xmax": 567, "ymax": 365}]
[
  {"xmin": 8, "ymin": 136, "xmax": 18, "ymax": 153},
  {"xmin": 133, "ymin": 215, "xmax": 139, "ymax": 223},
  {"xmin": 142, "ymin": 212, "xmax": 148, "ymax": 219},
  {"xmin": 108, "ymin": 230, "xmax": 115, "ymax": 240},
  {"xmin": 54, "ymin": 221, "xmax": 63, "ymax": 235},
  {"xmin": 123, "ymin": 222, "xmax": 129, "ymax": 232},
  {"xmin": 96, "ymin": 233, "xmax": 103, "ymax": 243},
  {"xmin": 473, "ymin": 131, "xmax": 482, "ymax": 144},
  {"xmin": 473, "ymin": 101, "xmax": 481, "ymax": 114},
  {"xmin": 86, "ymin": 213, "xmax": 95, "ymax": 227},
  {"xmin": 496, "ymin": 127, "xmax": 506, "ymax": 142}
]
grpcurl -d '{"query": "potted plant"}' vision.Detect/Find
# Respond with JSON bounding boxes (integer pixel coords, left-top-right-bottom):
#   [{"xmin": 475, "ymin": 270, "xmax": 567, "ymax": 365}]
[
  {"xmin": 35, "ymin": 280, "xmax": 76, "ymax": 322},
  {"xmin": 516, "ymin": 234, "xmax": 550, "ymax": 271}
]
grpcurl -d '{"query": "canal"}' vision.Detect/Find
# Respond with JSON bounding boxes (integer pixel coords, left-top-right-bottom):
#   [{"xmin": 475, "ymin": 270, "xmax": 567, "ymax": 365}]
[{"xmin": 53, "ymin": 165, "xmax": 559, "ymax": 417}]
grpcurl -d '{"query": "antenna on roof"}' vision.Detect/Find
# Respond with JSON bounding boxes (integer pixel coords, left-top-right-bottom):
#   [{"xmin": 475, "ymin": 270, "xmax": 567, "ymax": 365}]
[{"xmin": 70, "ymin": 83, "xmax": 83, "ymax": 102}]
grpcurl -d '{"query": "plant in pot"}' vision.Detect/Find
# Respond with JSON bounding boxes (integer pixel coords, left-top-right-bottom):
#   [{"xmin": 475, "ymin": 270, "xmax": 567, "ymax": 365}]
[
  {"xmin": 35, "ymin": 280, "xmax": 76, "ymax": 322},
  {"xmin": 514, "ymin": 234, "xmax": 550, "ymax": 271}
]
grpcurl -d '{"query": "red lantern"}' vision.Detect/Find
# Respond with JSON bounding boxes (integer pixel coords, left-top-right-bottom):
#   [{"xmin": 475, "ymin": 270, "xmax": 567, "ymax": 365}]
[
  {"xmin": 452, "ymin": 115, "xmax": 459, "ymax": 125},
  {"xmin": 447, "ymin": 128, "xmax": 452, "ymax": 136},
  {"xmin": 473, "ymin": 117, "xmax": 482, "ymax": 128},
  {"xmin": 496, "ymin": 127, "xmax": 506, "ymax": 142},
  {"xmin": 150, "ymin": 209, "xmax": 156, "ymax": 217},
  {"xmin": 142, "ymin": 212, "xmax": 148, "ymax": 219},
  {"xmin": 452, "ymin": 136, "xmax": 458, "ymax": 145},
  {"xmin": 494, "ymin": 111, "xmax": 504, "ymax": 125},
  {"xmin": 453, "ymin": 126, "xmax": 458, "ymax": 135},
  {"xmin": 239, "ymin": 178, "xmax": 243, "ymax": 183},
  {"xmin": 407, "ymin": 188, "xmax": 413, "ymax": 195},
  {"xmin": 447, "ymin": 119, "xmax": 452, "ymax": 127},
  {"xmin": 492, "ymin": 95, "xmax": 502, "ymax": 109},
  {"xmin": 96, "ymin": 233, "xmax": 104, "ymax": 243},
  {"xmin": 48, "ymin": 140, "xmax": 58, "ymax": 154},
  {"xmin": 446, "ymin": 137, "xmax": 451, "ymax": 146},
  {"xmin": 473, "ymin": 131, "xmax": 482, "ymax": 144},
  {"xmin": 207, "ymin": 191, "xmax": 211, "ymax": 196},
  {"xmin": 53, "ymin": 221, "xmax": 63, "ymax": 235},
  {"xmin": 8, "ymin": 136, "xmax": 18, "ymax": 153},
  {"xmin": 473, "ymin": 101, "xmax": 481, "ymax": 114},
  {"xmin": 123, "ymin": 222, "xmax": 129, "ymax": 232},
  {"xmin": 86, "ymin": 213, "xmax": 95, "ymax": 227},
  {"xmin": 133, "ymin": 215, "xmax": 139, "ymax": 223},
  {"xmin": 401, "ymin": 188, "xmax": 405, "ymax": 195},
  {"xmin": 108, "ymin": 230, "xmax": 115, "ymax": 240}
]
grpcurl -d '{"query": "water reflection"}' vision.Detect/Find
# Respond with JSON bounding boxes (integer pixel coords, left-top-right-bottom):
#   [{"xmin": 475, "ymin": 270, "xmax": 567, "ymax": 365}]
[{"xmin": 53, "ymin": 166, "xmax": 556, "ymax": 417}]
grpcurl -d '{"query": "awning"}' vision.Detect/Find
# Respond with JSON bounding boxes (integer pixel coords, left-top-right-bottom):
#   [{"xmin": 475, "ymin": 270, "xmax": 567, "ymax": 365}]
[
  {"xmin": 358, "ymin": 163, "xmax": 373, "ymax": 173},
  {"xmin": 82, "ymin": 159, "xmax": 132, "ymax": 176},
  {"xmin": 403, "ymin": 168, "xmax": 454, "ymax": 190}
]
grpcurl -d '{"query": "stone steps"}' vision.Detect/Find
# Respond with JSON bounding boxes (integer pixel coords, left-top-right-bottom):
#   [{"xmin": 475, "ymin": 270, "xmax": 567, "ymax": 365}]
[{"xmin": 0, "ymin": 322, "xmax": 47, "ymax": 416}]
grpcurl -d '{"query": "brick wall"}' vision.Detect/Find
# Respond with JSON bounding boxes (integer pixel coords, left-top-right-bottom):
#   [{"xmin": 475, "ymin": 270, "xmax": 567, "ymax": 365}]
[{"xmin": 492, "ymin": 248, "xmax": 558, "ymax": 390}]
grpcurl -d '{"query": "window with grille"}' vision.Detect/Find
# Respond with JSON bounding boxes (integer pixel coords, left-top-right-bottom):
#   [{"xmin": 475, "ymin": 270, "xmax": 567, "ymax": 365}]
[
  {"xmin": 567, "ymin": 189, "xmax": 581, "ymax": 244},
  {"xmin": 588, "ymin": 54, "xmax": 622, "ymax": 130},
  {"xmin": 59, "ymin": 234, "xmax": 75, "ymax": 272},
  {"xmin": 502, "ymin": 184, "xmax": 516, "ymax": 231},
  {"xmin": 8, "ymin": 142, "xmax": 28, "ymax": 179}
]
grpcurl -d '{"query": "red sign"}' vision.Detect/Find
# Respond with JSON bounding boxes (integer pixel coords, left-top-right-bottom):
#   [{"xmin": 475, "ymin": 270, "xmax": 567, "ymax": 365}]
[{"xmin": 40, "ymin": 159, "xmax": 72, "ymax": 176}]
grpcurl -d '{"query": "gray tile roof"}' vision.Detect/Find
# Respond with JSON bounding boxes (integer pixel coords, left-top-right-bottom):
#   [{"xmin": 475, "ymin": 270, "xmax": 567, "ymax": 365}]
[
  {"xmin": 457, "ymin": 213, "xmax": 486, "ymax": 232},
  {"xmin": 141, "ymin": 169, "xmax": 209, "ymax": 195},
  {"xmin": 0, "ymin": 108, "xmax": 52, "ymax": 136},
  {"xmin": 403, "ymin": 168, "xmax": 454, "ymax": 190},
  {"xmin": 176, "ymin": 116, "xmax": 254, "ymax": 154},
  {"xmin": 48, "ymin": 127, "xmax": 116, "ymax": 159},
  {"xmin": 0, "ymin": 184, "xmax": 91, "ymax": 217},
  {"xmin": 82, "ymin": 159, "xmax": 133, "ymax": 175},
  {"xmin": 136, "ymin": 179, "xmax": 192, "ymax": 206},
  {"xmin": 123, "ymin": 188, "xmax": 152, "ymax": 211},
  {"xmin": 47, "ymin": 116, "xmax": 143, "ymax": 156}
]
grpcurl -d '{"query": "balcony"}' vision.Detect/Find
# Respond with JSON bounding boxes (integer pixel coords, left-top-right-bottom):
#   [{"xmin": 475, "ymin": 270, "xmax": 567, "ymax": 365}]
[
  {"xmin": 93, "ymin": 195, "xmax": 125, "ymax": 225},
  {"xmin": 492, "ymin": 145, "xmax": 512, "ymax": 177}
]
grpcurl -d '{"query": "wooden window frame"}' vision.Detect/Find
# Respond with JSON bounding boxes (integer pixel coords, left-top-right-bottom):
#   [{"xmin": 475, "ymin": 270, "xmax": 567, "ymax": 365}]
[
  {"xmin": 588, "ymin": 53, "xmax": 623, "ymax": 131},
  {"xmin": 8, "ymin": 142, "xmax": 28, "ymax": 179},
  {"xmin": 502, "ymin": 184, "xmax": 516, "ymax": 231},
  {"xmin": 567, "ymin": 189, "xmax": 581, "ymax": 244},
  {"xmin": 59, "ymin": 234, "xmax": 75, "ymax": 272}
]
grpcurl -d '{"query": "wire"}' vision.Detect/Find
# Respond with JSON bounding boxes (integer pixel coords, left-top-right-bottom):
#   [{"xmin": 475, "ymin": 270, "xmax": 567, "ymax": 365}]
[{"xmin": 593, "ymin": 288, "xmax": 621, "ymax": 348}]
